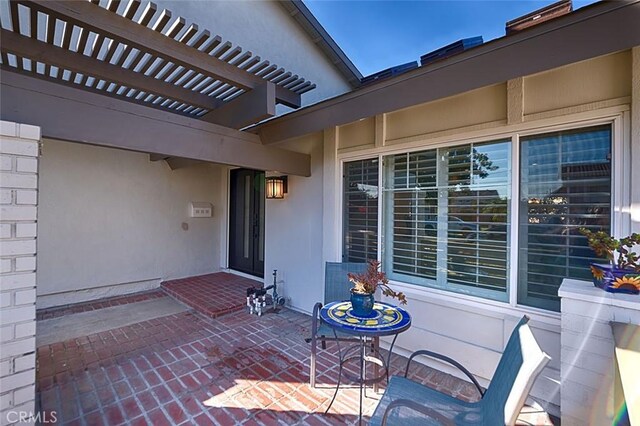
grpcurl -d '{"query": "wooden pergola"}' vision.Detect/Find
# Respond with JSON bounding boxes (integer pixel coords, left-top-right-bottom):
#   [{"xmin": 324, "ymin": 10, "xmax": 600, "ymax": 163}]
[{"xmin": 0, "ymin": 0, "xmax": 314, "ymax": 175}]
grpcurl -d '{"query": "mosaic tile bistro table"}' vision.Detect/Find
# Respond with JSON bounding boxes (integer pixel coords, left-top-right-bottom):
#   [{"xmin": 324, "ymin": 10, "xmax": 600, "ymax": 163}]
[{"xmin": 319, "ymin": 301, "xmax": 412, "ymax": 424}]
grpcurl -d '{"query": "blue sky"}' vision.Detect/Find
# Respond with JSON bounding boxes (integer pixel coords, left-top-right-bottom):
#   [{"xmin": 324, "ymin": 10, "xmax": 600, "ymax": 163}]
[{"xmin": 304, "ymin": 1, "xmax": 599, "ymax": 77}]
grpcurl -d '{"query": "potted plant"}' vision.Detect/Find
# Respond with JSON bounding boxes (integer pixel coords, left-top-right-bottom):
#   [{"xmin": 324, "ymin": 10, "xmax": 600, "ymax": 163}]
[
  {"xmin": 347, "ymin": 260, "xmax": 407, "ymax": 317},
  {"xmin": 580, "ymin": 228, "xmax": 640, "ymax": 294}
]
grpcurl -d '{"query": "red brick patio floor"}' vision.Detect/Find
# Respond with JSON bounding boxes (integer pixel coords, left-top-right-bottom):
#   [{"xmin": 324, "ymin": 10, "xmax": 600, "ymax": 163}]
[
  {"xmin": 36, "ymin": 303, "xmax": 556, "ymax": 425},
  {"xmin": 162, "ymin": 273, "xmax": 262, "ymax": 319}
]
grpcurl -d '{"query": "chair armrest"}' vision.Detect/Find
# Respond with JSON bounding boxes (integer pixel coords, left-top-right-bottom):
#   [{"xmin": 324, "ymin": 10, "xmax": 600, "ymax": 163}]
[
  {"xmin": 312, "ymin": 302, "xmax": 323, "ymax": 319},
  {"xmin": 312, "ymin": 302, "xmax": 323, "ymax": 332},
  {"xmin": 304, "ymin": 302, "xmax": 323, "ymax": 344},
  {"xmin": 382, "ymin": 398, "xmax": 453, "ymax": 426},
  {"xmin": 404, "ymin": 350, "xmax": 484, "ymax": 397}
]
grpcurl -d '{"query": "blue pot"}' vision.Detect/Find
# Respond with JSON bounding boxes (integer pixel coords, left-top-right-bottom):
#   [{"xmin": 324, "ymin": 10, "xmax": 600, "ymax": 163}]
[
  {"xmin": 590, "ymin": 263, "xmax": 640, "ymax": 294},
  {"xmin": 350, "ymin": 290, "xmax": 375, "ymax": 317}
]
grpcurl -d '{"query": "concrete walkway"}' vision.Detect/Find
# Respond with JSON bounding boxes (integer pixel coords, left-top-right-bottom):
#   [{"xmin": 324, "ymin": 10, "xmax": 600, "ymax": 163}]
[{"xmin": 36, "ymin": 297, "xmax": 189, "ymax": 347}]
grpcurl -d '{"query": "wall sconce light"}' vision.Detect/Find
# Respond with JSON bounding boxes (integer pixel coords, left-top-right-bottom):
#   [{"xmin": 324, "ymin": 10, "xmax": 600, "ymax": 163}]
[{"xmin": 266, "ymin": 176, "xmax": 288, "ymax": 199}]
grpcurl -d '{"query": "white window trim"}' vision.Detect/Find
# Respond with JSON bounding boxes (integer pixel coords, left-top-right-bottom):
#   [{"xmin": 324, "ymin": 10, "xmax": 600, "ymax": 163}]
[
  {"xmin": 337, "ymin": 109, "xmax": 630, "ymax": 322},
  {"xmin": 508, "ymin": 133, "xmax": 520, "ymax": 307}
]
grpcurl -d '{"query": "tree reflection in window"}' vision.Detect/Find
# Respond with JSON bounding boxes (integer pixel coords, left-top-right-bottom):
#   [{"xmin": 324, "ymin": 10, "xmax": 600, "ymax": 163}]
[
  {"xmin": 518, "ymin": 125, "xmax": 611, "ymax": 311},
  {"xmin": 383, "ymin": 140, "xmax": 511, "ymax": 301}
]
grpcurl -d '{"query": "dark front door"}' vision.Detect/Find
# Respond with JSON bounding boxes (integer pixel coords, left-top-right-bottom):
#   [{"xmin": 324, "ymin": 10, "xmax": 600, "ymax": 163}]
[{"xmin": 229, "ymin": 169, "xmax": 265, "ymax": 278}]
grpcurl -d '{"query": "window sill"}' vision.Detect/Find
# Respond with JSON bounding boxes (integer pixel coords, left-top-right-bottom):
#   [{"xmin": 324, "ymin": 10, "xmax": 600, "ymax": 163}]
[
  {"xmin": 559, "ymin": 278, "xmax": 640, "ymax": 310},
  {"xmin": 386, "ymin": 279, "xmax": 561, "ymax": 327}
]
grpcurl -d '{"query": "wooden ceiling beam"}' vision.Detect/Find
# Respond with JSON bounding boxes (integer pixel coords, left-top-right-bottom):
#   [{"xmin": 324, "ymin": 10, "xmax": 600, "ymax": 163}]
[
  {"xmin": 20, "ymin": 0, "xmax": 302, "ymax": 108},
  {"xmin": 165, "ymin": 157, "xmax": 202, "ymax": 170},
  {"xmin": 201, "ymin": 82, "xmax": 276, "ymax": 129},
  {"xmin": 0, "ymin": 71, "xmax": 311, "ymax": 176},
  {"xmin": 149, "ymin": 154, "xmax": 169, "ymax": 162},
  {"xmin": 0, "ymin": 64, "xmax": 200, "ymax": 119},
  {"xmin": 0, "ymin": 29, "xmax": 222, "ymax": 111}
]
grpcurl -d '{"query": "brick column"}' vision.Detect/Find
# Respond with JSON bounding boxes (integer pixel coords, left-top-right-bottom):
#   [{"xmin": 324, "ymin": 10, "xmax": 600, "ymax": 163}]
[
  {"xmin": 0, "ymin": 121, "xmax": 40, "ymax": 425},
  {"xmin": 558, "ymin": 279, "xmax": 640, "ymax": 426}
]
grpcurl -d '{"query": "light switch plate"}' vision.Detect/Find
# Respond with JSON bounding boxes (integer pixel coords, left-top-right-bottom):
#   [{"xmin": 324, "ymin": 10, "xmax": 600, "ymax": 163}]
[{"xmin": 189, "ymin": 202, "xmax": 213, "ymax": 218}]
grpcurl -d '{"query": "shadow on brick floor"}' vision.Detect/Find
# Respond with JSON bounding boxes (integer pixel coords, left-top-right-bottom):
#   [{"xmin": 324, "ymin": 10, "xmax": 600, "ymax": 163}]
[{"xmin": 35, "ymin": 302, "xmax": 556, "ymax": 425}]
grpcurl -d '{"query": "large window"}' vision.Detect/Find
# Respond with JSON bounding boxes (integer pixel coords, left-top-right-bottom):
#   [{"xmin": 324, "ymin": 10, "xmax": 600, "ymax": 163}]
[
  {"xmin": 383, "ymin": 140, "xmax": 511, "ymax": 301},
  {"xmin": 518, "ymin": 125, "xmax": 612, "ymax": 311},
  {"xmin": 341, "ymin": 123, "xmax": 613, "ymax": 312},
  {"xmin": 343, "ymin": 159, "xmax": 379, "ymax": 262}
]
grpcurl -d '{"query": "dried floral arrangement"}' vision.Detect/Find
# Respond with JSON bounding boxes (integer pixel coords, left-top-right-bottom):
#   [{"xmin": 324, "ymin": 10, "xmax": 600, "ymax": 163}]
[{"xmin": 347, "ymin": 260, "xmax": 407, "ymax": 304}]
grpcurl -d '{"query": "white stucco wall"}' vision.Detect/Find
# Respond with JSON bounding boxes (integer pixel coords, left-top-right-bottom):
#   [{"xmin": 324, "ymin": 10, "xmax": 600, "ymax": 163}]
[
  {"xmin": 37, "ymin": 139, "xmax": 223, "ymax": 308},
  {"xmin": 263, "ymin": 132, "xmax": 325, "ymax": 313},
  {"xmin": 154, "ymin": 0, "xmax": 352, "ymax": 107},
  {"xmin": 26, "ymin": 0, "xmax": 354, "ymax": 309}
]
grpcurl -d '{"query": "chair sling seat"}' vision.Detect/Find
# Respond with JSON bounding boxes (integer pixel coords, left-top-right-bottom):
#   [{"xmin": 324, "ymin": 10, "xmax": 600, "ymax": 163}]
[
  {"xmin": 369, "ymin": 316, "xmax": 551, "ymax": 426},
  {"xmin": 369, "ymin": 376, "xmax": 483, "ymax": 426}
]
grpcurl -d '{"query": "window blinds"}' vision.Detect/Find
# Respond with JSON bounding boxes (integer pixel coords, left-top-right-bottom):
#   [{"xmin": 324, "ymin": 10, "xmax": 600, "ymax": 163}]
[
  {"xmin": 343, "ymin": 159, "xmax": 379, "ymax": 263},
  {"xmin": 383, "ymin": 140, "xmax": 511, "ymax": 300},
  {"xmin": 518, "ymin": 125, "xmax": 612, "ymax": 311}
]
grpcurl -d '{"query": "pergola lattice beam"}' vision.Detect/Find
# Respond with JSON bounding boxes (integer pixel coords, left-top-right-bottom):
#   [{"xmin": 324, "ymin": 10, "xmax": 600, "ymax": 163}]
[
  {"xmin": 20, "ymin": 0, "xmax": 302, "ymax": 108},
  {"xmin": 0, "ymin": 29, "xmax": 223, "ymax": 110}
]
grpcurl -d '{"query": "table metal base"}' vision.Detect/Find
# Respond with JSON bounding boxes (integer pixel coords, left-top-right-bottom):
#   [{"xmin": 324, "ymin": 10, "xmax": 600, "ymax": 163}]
[{"xmin": 324, "ymin": 333, "xmax": 400, "ymax": 425}]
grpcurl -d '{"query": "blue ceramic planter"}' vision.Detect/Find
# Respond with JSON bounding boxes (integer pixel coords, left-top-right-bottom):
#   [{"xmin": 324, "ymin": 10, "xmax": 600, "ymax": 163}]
[
  {"xmin": 350, "ymin": 291, "xmax": 375, "ymax": 317},
  {"xmin": 590, "ymin": 263, "xmax": 640, "ymax": 294}
]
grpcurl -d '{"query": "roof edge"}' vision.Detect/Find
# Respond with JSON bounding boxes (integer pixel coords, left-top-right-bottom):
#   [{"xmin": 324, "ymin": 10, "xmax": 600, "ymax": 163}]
[
  {"xmin": 255, "ymin": 0, "xmax": 640, "ymax": 143},
  {"xmin": 280, "ymin": 0, "xmax": 363, "ymax": 88}
]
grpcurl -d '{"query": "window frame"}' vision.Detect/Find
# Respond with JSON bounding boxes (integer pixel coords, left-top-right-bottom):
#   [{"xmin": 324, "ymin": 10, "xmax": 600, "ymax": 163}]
[
  {"xmin": 381, "ymin": 140, "xmax": 513, "ymax": 302},
  {"xmin": 342, "ymin": 157, "xmax": 381, "ymax": 263},
  {"xmin": 337, "ymin": 112, "xmax": 628, "ymax": 318},
  {"xmin": 515, "ymin": 124, "xmax": 615, "ymax": 311}
]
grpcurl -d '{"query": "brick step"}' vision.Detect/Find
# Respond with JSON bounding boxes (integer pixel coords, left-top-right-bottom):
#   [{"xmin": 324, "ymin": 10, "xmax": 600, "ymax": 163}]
[{"xmin": 160, "ymin": 272, "xmax": 262, "ymax": 319}]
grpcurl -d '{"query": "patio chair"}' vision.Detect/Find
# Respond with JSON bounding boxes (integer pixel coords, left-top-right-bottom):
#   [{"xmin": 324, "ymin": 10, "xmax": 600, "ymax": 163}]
[
  {"xmin": 307, "ymin": 261, "xmax": 369, "ymax": 388},
  {"xmin": 370, "ymin": 315, "xmax": 551, "ymax": 426}
]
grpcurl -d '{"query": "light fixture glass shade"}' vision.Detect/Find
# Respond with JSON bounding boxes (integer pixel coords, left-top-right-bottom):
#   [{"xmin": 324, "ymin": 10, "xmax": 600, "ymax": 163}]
[{"xmin": 266, "ymin": 176, "xmax": 287, "ymax": 199}]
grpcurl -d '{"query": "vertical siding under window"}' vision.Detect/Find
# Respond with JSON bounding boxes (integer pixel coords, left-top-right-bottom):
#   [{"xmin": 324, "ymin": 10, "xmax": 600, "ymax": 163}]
[{"xmin": 343, "ymin": 159, "xmax": 379, "ymax": 262}]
